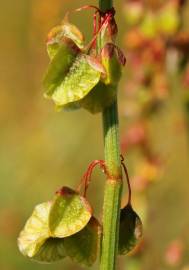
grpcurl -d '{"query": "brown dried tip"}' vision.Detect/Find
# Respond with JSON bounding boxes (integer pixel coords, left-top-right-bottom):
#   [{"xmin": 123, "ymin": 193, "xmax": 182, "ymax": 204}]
[{"xmin": 56, "ymin": 186, "xmax": 76, "ymax": 196}]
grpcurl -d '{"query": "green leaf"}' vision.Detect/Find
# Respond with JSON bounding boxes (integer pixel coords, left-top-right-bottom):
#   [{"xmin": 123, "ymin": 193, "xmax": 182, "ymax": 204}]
[
  {"xmin": 33, "ymin": 238, "xmax": 66, "ymax": 263},
  {"xmin": 64, "ymin": 217, "xmax": 101, "ymax": 267},
  {"xmin": 43, "ymin": 38, "xmax": 80, "ymax": 97},
  {"xmin": 118, "ymin": 204, "xmax": 143, "ymax": 255},
  {"xmin": 17, "ymin": 201, "xmax": 51, "ymax": 258},
  {"xmin": 50, "ymin": 54, "xmax": 101, "ymax": 107},
  {"xmin": 79, "ymin": 82, "xmax": 117, "ymax": 114},
  {"xmin": 49, "ymin": 187, "xmax": 92, "ymax": 238}
]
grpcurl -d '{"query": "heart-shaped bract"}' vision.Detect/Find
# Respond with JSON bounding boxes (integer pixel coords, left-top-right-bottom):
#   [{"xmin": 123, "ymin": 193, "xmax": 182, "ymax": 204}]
[
  {"xmin": 43, "ymin": 15, "xmax": 126, "ymax": 114},
  {"xmin": 64, "ymin": 217, "xmax": 101, "ymax": 266},
  {"xmin": 118, "ymin": 204, "xmax": 143, "ymax": 255},
  {"xmin": 44, "ymin": 36, "xmax": 102, "ymax": 110},
  {"xmin": 49, "ymin": 187, "xmax": 92, "ymax": 238}
]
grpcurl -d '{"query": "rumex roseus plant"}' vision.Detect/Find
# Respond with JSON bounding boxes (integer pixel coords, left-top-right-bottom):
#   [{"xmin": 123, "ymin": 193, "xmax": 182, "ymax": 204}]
[{"xmin": 17, "ymin": 1, "xmax": 143, "ymax": 269}]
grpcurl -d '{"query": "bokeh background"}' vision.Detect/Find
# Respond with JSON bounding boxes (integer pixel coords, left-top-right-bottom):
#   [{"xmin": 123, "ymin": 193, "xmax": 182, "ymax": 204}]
[{"xmin": 0, "ymin": 0, "xmax": 189, "ymax": 269}]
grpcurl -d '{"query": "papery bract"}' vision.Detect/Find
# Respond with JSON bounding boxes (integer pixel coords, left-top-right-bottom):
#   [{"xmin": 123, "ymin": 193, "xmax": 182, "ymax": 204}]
[{"xmin": 49, "ymin": 187, "xmax": 92, "ymax": 238}]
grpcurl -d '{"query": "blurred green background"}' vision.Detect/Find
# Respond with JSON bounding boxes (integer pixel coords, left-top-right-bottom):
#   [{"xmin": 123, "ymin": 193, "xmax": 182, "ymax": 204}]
[{"xmin": 0, "ymin": 0, "xmax": 189, "ymax": 269}]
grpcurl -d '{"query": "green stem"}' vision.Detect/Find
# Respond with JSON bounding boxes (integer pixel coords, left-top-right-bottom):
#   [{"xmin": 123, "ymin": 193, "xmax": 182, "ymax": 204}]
[
  {"xmin": 99, "ymin": 2, "xmax": 123, "ymax": 270},
  {"xmin": 100, "ymin": 101, "xmax": 122, "ymax": 270},
  {"xmin": 99, "ymin": 0, "xmax": 113, "ymax": 11}
]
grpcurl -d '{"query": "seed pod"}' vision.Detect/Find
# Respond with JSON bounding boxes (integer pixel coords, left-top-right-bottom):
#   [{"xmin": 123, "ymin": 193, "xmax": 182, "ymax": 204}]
[
  {"xmin": 49, "ymin": 187, "xmax": 92, "ymax": 238},
  {"xmin": 118, "ymin": 204, "xmax": 143, "ymax": 255},
  {"xmin": 64, "ymin": 217, "xmax": 101, "ymax": 266}
]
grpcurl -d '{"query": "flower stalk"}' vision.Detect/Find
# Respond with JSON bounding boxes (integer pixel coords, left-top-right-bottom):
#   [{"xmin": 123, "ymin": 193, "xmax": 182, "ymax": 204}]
[{"xmin": 99, "ymin": 1, "xmax": 123, "ymax": 270}]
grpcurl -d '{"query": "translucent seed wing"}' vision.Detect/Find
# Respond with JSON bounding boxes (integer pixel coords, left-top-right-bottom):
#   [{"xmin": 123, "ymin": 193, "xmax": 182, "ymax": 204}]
[
  {"xmin": 49, "ymin": 187, "xmax": 92, "ymax": 238},
  {"xmin": 18, "ymin": 201, "xmax": 51, "ymax": 258},
  {"xmin": 64, "ymin": 217, "xmax": 101, "ymax": 267}
]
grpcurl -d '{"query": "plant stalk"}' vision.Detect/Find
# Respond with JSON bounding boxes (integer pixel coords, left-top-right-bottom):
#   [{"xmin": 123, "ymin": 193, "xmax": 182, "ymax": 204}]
[{"xmin": 99, "ymin": 1, "xmax": 123, "ymax": 270}]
